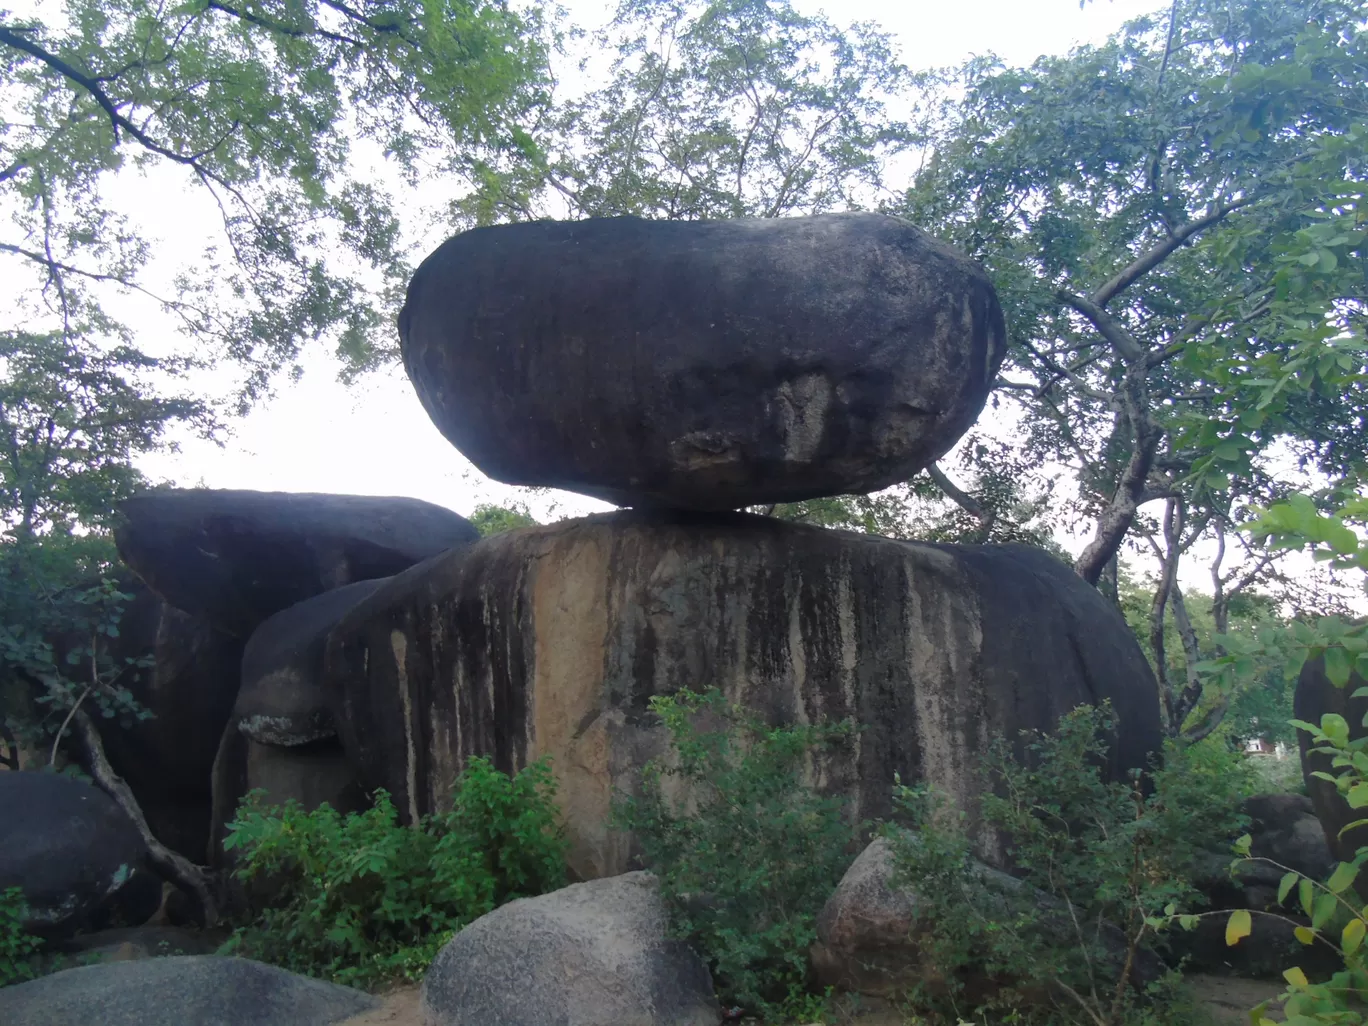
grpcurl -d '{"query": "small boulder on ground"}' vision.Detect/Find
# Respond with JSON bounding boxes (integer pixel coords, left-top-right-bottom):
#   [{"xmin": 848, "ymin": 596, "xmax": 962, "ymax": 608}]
[
  {"xmin": 1181, "ymin": 791, "xmax": 1339, "ymax": 980},
  {"xmin": 0, "ymin": 771, "xmax": 161, "ymax": 940},
  {"xmin": 236, "ymin": 579, "xmax": 387, "ymax": 746},
  {"xmin": 811, "ymin": 835, "xmax": 1162, "ymax": 999},
  {"xmin": 420, "ymin": 871, "xmax": 720, "ymax": 1026},
  {"xmin": 0, "ymin": 955, "xmax": 379, "ymax": 1026},
  {"xmin": 116, "ymin": 488, "xmax": 479, "ymax": 637},
  {"xmin": 400, "ymin": 213, "xmax": 1007, "ymax": 510}
]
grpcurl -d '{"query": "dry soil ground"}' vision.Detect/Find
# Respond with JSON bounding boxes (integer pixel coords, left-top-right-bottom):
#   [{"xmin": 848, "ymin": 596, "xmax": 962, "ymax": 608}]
[{"xmin": 336, "ymin": 973, "xmax": 1286, "ymax": 1026}]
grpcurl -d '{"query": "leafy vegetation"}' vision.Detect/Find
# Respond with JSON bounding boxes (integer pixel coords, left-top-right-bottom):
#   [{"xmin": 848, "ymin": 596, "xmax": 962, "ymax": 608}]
[
  {"xmin": 0, "ymin": 887, "xmax": 42, "ymax": 988},
  {"xmin": 612, "ymin": 688, "xmax": 857, "ymax": 1021},
  {"xmin": 468, "ymin": 502, "xmax": 540, "ymax": 537},
  {"xmin": 221, "ymin": 756, "xmax": 567, "ymax": 988},
  {"xmin": 886, "ymin": 705, "xmax": 1251, "ymax": 1025}
]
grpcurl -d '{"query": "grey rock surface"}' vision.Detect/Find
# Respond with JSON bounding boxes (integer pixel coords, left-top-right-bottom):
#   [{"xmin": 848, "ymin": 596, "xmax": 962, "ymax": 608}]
[
  {"xmin": 324, "ymin": 510, "xmax": 1162, "ymax": 879},
  {"xmin": 116, "ymin": 488, "xmax": 478, "ymax": 638},
  {"xmin": 399, "ymin": 213, "xmax": 1007, "ymax": 510},
  {"xmin": 0, "ymin": 955, "xmax": 378, "ymax": 1026},
  {"xmin": 0, "ymin": 772, "xmax": 160, "ymax": 939},
  {"xmin": 237, "ymin": 579, "xmax": 387, "ymax": 746},
  {"xmin": 419, "ymin": 872, "xmax": 720, "ymax": 1026}
]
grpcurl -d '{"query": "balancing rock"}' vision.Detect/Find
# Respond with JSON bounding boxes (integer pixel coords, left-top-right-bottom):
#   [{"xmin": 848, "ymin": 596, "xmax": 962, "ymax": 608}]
[{"xmin": 399, "ymin": 214, "xmax": 1007, "ymax": 510}]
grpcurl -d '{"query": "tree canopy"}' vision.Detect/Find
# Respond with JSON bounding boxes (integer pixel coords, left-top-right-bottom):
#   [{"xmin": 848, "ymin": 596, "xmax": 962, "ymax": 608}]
[{"xmin": 1, "ymin": 0, "xmax": 552, "ymax": 389}]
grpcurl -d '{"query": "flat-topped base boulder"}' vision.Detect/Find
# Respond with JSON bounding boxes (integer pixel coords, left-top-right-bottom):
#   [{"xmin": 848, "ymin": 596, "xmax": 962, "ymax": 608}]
[
  {"xmin": 399, "ymin": 214, "xmax": 1007, "ymax": 509},
  {"xmin": 116, "ymin": 489, "xmax": 479, "ymax": 637},
  {"xmin": 323, "ymin": 510, "xmax": 1161, "ymax": 878}
]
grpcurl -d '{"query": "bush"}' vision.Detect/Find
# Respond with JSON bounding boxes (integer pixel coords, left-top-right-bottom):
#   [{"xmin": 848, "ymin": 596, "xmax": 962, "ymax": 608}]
[
  {"xmin": 1216, "ymin": 711, "xmax": 1368, "ymax": 1025},
  {"xmin": 887, "ymin": 703, "xmax": 1250, "ymax": 1026},
  {"xmin": 0, "ymin": 886, "xmax": 41, "ymax": 988},
  {"xmin": 221, "ymin": 755, "xmax": 567, "ymax": 988},
  {"xmin": 612, "ymin": 688, "xmax": 858, "ymax": 1021}
]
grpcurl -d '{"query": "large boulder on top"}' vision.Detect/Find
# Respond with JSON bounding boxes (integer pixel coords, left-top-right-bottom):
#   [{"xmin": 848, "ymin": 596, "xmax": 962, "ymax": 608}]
[
  {"xmin": 236, "ymin": 579, "xmax": 387, "ymax": 746},
  {"xmin": 1295, "ymin": 656, "xmax": 1368, "ymax": 864},
  {"xmin": 323, "ymin": 510, "xmax": 1162, "ymax": 879},
  {"xmin": 0, "ymin": 955, "xmax": 379, "ymax": 1026},
  {"xmin": 420, "ymin": 871, "xmax": 720, "ymax": 1026},
  {"xmin": 399, "ymin": 214, "xmax": 1007, "ymax": 510},
  {"xmin": 115, "ymin": 489, "xmax": 479, "ymax": 638},
  {"xmin": 0, "ymin": 772, "xmax": 161, "ymax": 940}
]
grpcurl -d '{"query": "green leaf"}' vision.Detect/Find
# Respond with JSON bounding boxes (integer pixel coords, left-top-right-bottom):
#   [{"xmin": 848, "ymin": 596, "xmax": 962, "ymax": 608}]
[
  {"xmin": 1294, "ymin": 925, "xmax": 1317, "ymax": 945},
  {"xmin": 1279, "ymin": 871, "xmax": 1300, "ymax": 906},
  {"xmin": 1343, "ymin": 917, "xmax": 1365, "ymax": 955},
  {"xmin": 1326, "ymin": 647, "xmax": 1354, "ymax": 689},
  {"xmin": 1328, "ymin": 862, "xmax": 1360, "ymax": 893},
  {"xmin": 1226, "ymin": 909, "xmax": 1252, "ymax": 946}
]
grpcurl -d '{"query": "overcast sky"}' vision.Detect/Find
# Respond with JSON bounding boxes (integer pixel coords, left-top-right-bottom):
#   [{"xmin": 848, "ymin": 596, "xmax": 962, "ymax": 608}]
[{"xmin": 120, "ymin": 0, "xmax": 1165, "ymax": 531}]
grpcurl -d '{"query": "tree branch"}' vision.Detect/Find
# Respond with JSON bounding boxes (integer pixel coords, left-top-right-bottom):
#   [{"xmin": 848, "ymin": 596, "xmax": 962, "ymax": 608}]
[
  {"xmin": 926, "ymin": 462, "xmax": 996, "ymax": 541},
  {"xmin": 1089, "ymin": 198, "xmax": 1255, "ymax": 308},
  {"xmin": 73, "ymin": 707, "xmax": 220, "ymax": 926}
]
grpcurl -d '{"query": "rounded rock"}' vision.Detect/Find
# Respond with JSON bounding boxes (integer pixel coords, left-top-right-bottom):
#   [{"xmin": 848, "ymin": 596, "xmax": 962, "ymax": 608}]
[{"xmin": 399, "ymin": 213, "xmax": 1007, "ymax": 510}]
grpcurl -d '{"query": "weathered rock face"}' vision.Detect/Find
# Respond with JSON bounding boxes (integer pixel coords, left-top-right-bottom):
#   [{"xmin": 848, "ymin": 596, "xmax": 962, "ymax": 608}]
[
  {"xmin": 0, "ymin": 772, "xmax": 161, "ymax": 939},
  {"xmin": 236, "ymin": 579, "xmax": 387, "ymax": 746},
  {"xmin": 324, "ymin": 511, "xmax": 1162, "ymax": 879},
  {"xmin": 90, "ymin": 581, "xmax": 244, "ymax": 861},
  {"xmin": 1295, "ymin": 657, "xmax": 1368, "ymax": 864},
  {"xmin": 0, "ymin": 955, "xmax": 379, "ymax": 1026},
  {"xmin": 399, "ymin": 214, "xmax": 1008, "ymax": 510},
  {"xmin": 420, "ymin": 872, "xmax": 720, "ymax": 1026},
  {"xmin": 116, "ymin": 488, "xmax": 479, "ymax": 638}
]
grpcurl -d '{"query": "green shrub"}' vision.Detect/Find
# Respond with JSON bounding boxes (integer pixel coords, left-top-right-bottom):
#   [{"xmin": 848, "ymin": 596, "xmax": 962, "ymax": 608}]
[
  {"xmin": 612, "ymin": 688, "xmax": 858, "ymax": 1021},
  {"xmin": 0, "ymin": 886, "xmax": 42, "ymax": 988},
  {"xmin": 887, "ymin": 703, "xmax": 1250, "ymax": 1026},
  {"xmin": 1215, "ymin": 711, "xmax": 1368, "ymax": 1025},
  {"xmin": 221, "ymin": 755, "xmax": 567, "ymax": 988}
]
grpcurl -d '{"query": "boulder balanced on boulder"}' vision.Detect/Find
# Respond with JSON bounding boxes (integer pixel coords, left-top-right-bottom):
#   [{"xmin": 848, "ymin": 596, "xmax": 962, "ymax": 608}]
[
  {"xmin": 322, "ymin": 510, "xmax": 1162, "ymax": 879},
  {"xmin": 399, "ymin": 213, "xmax": 1007, "ymax": 510}
]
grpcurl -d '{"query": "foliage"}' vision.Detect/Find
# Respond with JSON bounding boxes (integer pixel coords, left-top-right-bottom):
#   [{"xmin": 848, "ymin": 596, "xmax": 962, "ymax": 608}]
[
  {"xmin": 899, "ymin": 0, "xmax": 1367, "ymax": 738},
  {"xmin": 1, "ymin": 0, "xmax": 552, "ymax": 388},
  {"xmin": 0, "ymin": 329, "xmax": 197, "ymax": 764},
  {"xmin": 221, "ymin": 755, "xmax": 567, "ymax": 988},
  {"xmin": 472, "ymin": 0, "xmax": 914, "ymax": 224},
  {"xmin": 1119, "ymin": 574, "xmax": 1296, "ymax": 745},
  {"xmin": 468, "ymin": 502, "xmax": 539, "ymax": 537},
  {"xmin": 0, "ymin": 886, "xmax": 42, "ymax": 988},
  {"xmin": 612, "ymin": 687, "xmax": 858, "ymax": 1020},
  {"xmin": 1211, "ymin": 712, "xmax": 1368, "ymax": 1026},
  {"xmin": 887, "ymin": 704, "xmax": 1250, "ymax": 1025}
]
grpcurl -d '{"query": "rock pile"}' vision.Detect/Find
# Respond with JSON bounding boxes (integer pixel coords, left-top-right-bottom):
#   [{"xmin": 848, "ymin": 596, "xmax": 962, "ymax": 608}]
[{"xmin": 8, "ymin": 215, "xmax": 1186, "ymax": 1020}]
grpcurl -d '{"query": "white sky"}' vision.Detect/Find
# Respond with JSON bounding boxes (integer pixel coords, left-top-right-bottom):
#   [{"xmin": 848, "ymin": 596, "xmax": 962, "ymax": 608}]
[{"xmin": 125, "ymin": 0, "xmax": 1165, "ymax": 526}]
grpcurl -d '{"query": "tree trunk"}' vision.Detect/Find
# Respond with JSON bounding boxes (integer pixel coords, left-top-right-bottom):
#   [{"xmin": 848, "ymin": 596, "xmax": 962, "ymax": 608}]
[{"xmin": 73, "ymin": 707, "xmax": 220, "ymax": 927}]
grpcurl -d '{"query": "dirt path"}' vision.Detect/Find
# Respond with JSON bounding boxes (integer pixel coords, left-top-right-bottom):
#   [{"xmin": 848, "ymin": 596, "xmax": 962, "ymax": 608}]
[{"xmin": 337, "ymin": 973, "xmax": 1285, "ymax": 1025}]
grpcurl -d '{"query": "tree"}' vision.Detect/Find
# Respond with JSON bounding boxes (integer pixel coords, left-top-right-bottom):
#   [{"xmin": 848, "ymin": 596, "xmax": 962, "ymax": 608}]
[
  {"xmin": 469, "ymin": 501, "xmax": 539, "ymax": 536},
  {"xmin": 0, "ymin": 327, "xmax": 222, "ymax": 920},
  {"xmin": 1, "ymin": 0, "xmax": 552, "ymax": 388},
  {"xmin": 463, "ymin": 0, "xmax": 914, "ymax": 222},
  {"xmin": 898, "ymin": 0, "xmax": 1368, "ymax": 737}
]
